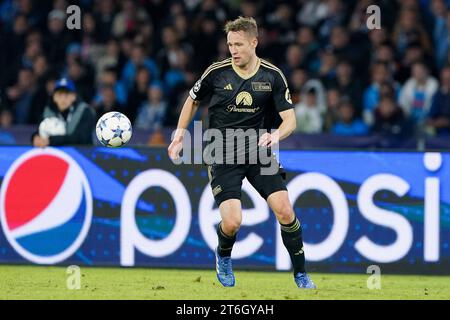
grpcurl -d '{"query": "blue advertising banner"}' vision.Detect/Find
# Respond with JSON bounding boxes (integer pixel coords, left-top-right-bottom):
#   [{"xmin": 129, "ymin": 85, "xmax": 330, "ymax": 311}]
[{"xmin": 0, "ymin": 147, "xmax": 448, "ymax": 274}]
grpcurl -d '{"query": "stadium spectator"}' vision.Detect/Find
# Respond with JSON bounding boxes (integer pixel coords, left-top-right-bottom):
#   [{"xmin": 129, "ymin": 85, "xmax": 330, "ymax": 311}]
[
  {"xmin": 280, "ymin": 44, "xmax": 307, "ymax": 80},
  {"xmin": 430, "ymin": 0, "xmax": 449, "ymax": 69},
  {"xmin": 317, "ymin": 0, "xmax": 347, "ymax": 44},
  {"xmin": 191, "ymin": 13, "xmax": 221, "ymax": 72},
  {"xmin": 349, "ymin": 0, "xmax": 373, "ymax": 34},
  {"xmin": 135, "ymin": 83, "xmax": 167, "ymax": 131},
  {"xmin": 0, "ymin": 108, "xmax": 15, "ymax": 144},
  {"xmin": 239, "ymin": 0, "xmax": 261, "ymax": 22},
  {"xmin": 0, "ymin": 0, "xmax": 36, "ymax": 33},
  {"xmin": 163, "ymin": 48, "xmax": 192, "ymax": 95},
  {"xmin": 440, "ymin": 8, "xmax": 450, "ymax": 68},
  {"xmin": 395, "ymin": 44, "xmax": 433, "ymax": 83},
  {"xmin": 372, "ymin": 96, "xmax": 411, "ymax": 136},
  {"xmin": 127, "ymin": 66, "xmax": 152, "ymax": 123},
  {"xmin": 427, "ymin": 66, "xmax": 450, "ymax": 135},
  {"xmin": 5, "ymin": 67, "xmax": 36, "ymax": 124},
  {"xmin": 296, "ymin": 0, "xmax": 328, "ymax": 28},
  {"xmin": 328, "ymin": 26, "xmax": 358, "ymax": 64},
  {"xmin": 80, "ymin": 12, "xmax": 101, "ymax": 62},
  {"xmin": 44, "ymin": 9, "xmax": 72, "ymax": 71},
  {"xmin": 28, "ymin": 74, "xmax": 57, "ymax": 125},
  {"xmin": 32, "ymin": 78, "xmax": 95, "ymax": 146},
  {"xmin": 94, "ymin": 66, "xmax": 127, "ymax": 106},
  {"xmin": 0, "ymin": 0, "xmax": 448, "ymax": 146},
  {"xmin": 66, "ymin": 57, "xmax": 96, "ymax": 103},
  {"xmin": 295, "ymin": 26, "xmax": 320, "ymax": 67},
  {"xmin": 392, "ymin": 8, "xmax": 432, "ymax": 57},
  {"xmin": 215, "ymin": 38, "xmax": 229, "ymax": 62},
  {"xmin": 326, "ymin": 60, "xmax": 362, "ymax": 113},
  {"xmin": 398, "ymin": 62, "xmax": 439, "ymax": 124},
  {"xmin": 400, "ymin": 0, "xmax": 421, "ymax": 11},
  {"xmin": 0, "ymin": 14, "xmax": 28, "ymax": 87},
  {"xmin": 373, "ymin": 44, "xmax": 397, "ymax": 75},
  {"xmin": 253, "ymin": 26, "xmax": 279, "ymax": 63},
  {"xmin": 194, "ymin": 0, "xmax": 227, "ymax": 25},
  {"xmin": 294, "ymin": 87, "xmax": 325, "ymax": 134},
  {"xmin": 147, "ymin": 128, "xmax": 167, "ymax": 147},
  {"xmin": 112, "ymin": 0, "xmax": 151, "ymax": 38},
  {"xmin": 93, "ymin": 38, "xmax": 123, "ymax": 83},
  {"xmin": 363, "ymin": 63, "xmax": 398, "ymax": 125},
  {"xmin": 323, "ymin": 88, "xmax": 341, "ymax": 132},
  {"xmin": 94, "ymin": 84, "xmax": 123, "ymax": 120},
  {"xmin": 32, "ymin": 54, "xmax": 50, "ymax": 82},
  {"xmin": 316, "ymin": 48, "xmax": 337, "ymax": 83},
  {"xmin": 442, "ymin": 50, "xmax": 450, "ymax": 69},
  {"xmin": 22, "ymin": 32, "xmax": 44, "ymax": 69},
  {"xmin": 289, "ymin": 68, "xmax": 309, "ymax": 103},
  {"xmin": 367, "ymin": 28, "xmax": 389, "ymax": 61},
  {"xmin": 332, "ymin": 100, "xmax": 369, "ymax": 136},
  {"xmin": 265, "ymin": 2, "xmax": 296, "ymax": 46},
  {"xmin": 53, "ymin": 0, "xmax": 69, "ymax": 12},
  {"xmin": 93, "ymin": 0, "xmax": 116, "ymax": 44},
  {"xmin": 156, "ymin": 25, "xmax": 192, "ymax": 78},
  {"xmin": 0, "ymin": 108, "xmax": 13, "ymax": 128},
  {"xmin": 164, "ymin": 48, "xmax": 197, "ymax": 125},
  {"xmin": 65, "ymin": 42, "xmax": 82, "ymax": 66},
  {"xmin": 122, "ymin": 43, "xmax": 159, "ymax": 90}
]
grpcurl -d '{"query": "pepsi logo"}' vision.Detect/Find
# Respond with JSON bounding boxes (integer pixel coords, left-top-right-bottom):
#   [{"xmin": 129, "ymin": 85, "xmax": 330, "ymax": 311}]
[{"xmin": 0, "ymin": 148, "xmax": 92, "ymax": 264}]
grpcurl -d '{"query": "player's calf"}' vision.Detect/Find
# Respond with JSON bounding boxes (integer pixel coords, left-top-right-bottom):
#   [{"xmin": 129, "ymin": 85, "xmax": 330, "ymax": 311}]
[
  {"xmin": 280, "ymin": 217, "xmax": 306, "ymax": 274},
  {"xmin": 216, "ymin": 222, "xmax": 237, "ymax": 257}
]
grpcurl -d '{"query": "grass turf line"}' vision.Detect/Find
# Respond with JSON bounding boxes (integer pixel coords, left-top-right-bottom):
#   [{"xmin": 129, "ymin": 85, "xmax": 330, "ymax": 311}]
[{"xmin": 0, "ymin": 265, "xmax": 449, "ymax": 300}]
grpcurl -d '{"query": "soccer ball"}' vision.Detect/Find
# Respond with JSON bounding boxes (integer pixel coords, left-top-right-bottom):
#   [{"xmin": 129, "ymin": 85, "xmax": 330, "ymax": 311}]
[
  {"xmin": 39, "ymin": 117, "xmax": 66, "ymax": 138},
  {"xmin": 96, "ymin": 112, "xmax": 132, "ymax": 147}
]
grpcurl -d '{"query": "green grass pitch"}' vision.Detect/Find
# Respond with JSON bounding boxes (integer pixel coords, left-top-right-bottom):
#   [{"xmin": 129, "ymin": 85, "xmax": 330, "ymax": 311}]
[{"xmin": 0, "ymin": 265, "xmax": 449, "ymax": 300}]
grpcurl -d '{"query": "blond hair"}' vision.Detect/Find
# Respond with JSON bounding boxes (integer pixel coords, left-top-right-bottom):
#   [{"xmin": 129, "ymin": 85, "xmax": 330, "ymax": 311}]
[{"xmin": 224, "ymin": 16, "xmax": 258, "ymax": 38}]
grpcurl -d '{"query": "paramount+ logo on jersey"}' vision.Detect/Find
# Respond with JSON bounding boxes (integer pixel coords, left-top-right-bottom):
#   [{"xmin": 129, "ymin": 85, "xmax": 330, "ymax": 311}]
[{"xmin": 226, "ymin": 91, "xmax": 260, "ymax": 113}]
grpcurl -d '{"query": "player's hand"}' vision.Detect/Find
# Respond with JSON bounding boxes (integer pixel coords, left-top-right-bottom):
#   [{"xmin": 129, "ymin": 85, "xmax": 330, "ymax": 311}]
[
  {"xmin": 168, "ymin": 138, "xmax": 183, "ymax": 160},
  {"xmin": 258, "ymin": 132, "xmax": 279, "ymax": 148},
  {"xmin": 33, "ymin": 136, "xmax": 49, "ymax": 148}
]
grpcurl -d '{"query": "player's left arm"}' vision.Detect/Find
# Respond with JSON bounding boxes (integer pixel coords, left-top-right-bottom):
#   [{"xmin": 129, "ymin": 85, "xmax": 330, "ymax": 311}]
[
  {"xmin": 258, "ymin": 109, "xmax": 296, "ymax": 147},
  {"xmin": 278, "ymin": 108, "xmax": 297, "ymax": 138},
  {"xmin": 258, "ymin": 68, "xmax": 296, "ymax": 147}
]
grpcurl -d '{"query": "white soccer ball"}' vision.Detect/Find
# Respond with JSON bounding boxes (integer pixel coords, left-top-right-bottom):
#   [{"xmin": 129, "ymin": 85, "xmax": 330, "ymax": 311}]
[
  {"xmin": 96, "ymin": 111, "xmax": 132, "ymax": 147},
  {"xmin": 39, "ymin": 117, "xmax": 66, "ymax": 138}
]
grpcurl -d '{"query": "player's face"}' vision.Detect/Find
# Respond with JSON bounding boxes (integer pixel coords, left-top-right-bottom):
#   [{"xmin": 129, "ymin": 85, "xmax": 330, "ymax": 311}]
[{"xmin": 227, "ymin": 31, "xmax": 257, "ymax": 68}]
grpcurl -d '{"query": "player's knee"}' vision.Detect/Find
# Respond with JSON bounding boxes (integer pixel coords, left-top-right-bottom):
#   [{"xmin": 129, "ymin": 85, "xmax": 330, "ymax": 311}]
[
  {"xmin": 274, "ymin": 204, "xmax": 295, "ymax": 224},
  {"xmin": 221, "ymin": 218, "xmax": 241, "ymax": 236}
]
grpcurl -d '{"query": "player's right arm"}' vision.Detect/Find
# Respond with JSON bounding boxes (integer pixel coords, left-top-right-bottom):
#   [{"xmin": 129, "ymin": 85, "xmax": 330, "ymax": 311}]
[
  {"xmin": 168, "ymin": 66, "xmax": 215, "ymax": 160},
  {"xmin": 168, "ymin": 96, "xmax": 200, "ymax": 160},
  {"xmin": 259, "ymin": 66, "xmax": 296, "ymax": 147}
]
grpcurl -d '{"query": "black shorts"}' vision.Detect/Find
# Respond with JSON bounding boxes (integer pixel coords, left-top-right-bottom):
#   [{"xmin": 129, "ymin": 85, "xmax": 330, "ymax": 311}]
[{"xmin": 207, "ymin": 160, "xmax": 287, "ymax": 207}]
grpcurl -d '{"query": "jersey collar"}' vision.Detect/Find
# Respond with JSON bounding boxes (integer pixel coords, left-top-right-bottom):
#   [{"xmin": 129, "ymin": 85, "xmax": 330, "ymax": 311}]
[{"xmin": 232, "ymin": 57, "xmax": 261, "ymax": 80}]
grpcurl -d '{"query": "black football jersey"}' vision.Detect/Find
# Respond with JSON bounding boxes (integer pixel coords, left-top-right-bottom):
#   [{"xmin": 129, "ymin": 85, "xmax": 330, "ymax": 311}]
[{"xmin": 189, "ymin": 57, "xmax": 294, "ymax": 131}]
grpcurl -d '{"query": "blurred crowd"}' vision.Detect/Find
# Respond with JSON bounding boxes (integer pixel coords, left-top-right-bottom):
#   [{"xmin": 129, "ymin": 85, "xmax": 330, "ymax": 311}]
[{"xmin": 1, "ymin": 0, "xmax": 450, "ymax": 141}]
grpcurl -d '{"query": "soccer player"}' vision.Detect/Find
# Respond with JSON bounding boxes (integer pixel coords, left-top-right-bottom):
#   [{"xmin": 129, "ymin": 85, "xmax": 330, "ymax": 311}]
[{"xmin": 168, "ymin": 17, "xmax": 316, "ymax": 289}]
